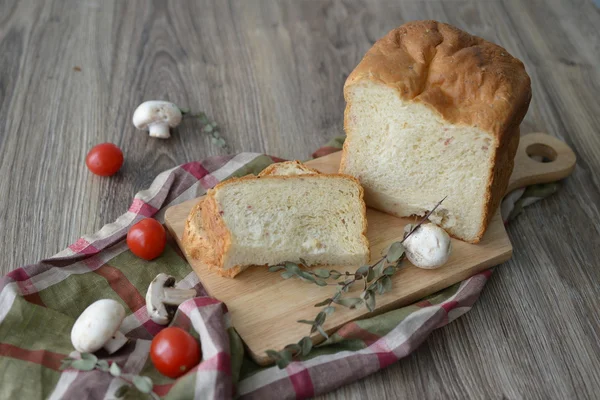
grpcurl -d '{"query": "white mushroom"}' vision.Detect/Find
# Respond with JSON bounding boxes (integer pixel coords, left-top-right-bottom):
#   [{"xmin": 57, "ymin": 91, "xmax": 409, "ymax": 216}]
[
  {"xmin": 146, "ymin": 273, "xmax": 197, "ymax": 325},
  {"xmin": 132, "ymin": 101, "xmax": 182, "ymax": 139},
  {"xmin": 403, "ymin": 223, "xmax": 452, "ymax": 269},
  {"xmin": 71, "ymin": 299, "xmax": 127, "ymax": 354}
]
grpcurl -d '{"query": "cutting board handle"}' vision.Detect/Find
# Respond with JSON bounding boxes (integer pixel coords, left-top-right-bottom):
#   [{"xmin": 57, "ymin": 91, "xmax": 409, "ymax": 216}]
[{"xmin": 506, "ymin": 132, "xmax": 576, "ymax": 194}]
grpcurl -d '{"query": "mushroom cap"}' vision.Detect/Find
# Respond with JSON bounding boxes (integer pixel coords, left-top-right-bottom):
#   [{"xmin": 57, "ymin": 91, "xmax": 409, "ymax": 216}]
[
  {"xmin": 403, "ymin": 223, "xmax": 452, "ymax": 269},
  {"xmin": 132, "ymin": 101, "xmax": 182, "ymax": 130},
  {"xmin": 71, "ymin": 299, "xmax": 126, "ymax": 353}
]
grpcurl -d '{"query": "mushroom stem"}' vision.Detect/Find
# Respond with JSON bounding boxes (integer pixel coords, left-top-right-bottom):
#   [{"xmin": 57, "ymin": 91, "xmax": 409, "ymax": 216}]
[
  {"xmin": 148, "ymin": 123, "xmax": 171, "ymax": 139},
  {"xmin": 103, "ymin": 330, "xmax": 128, "ymax": 354},
  {"xmin": 163, "ymin": 288, "xmax": 197, "ymax": 305}
]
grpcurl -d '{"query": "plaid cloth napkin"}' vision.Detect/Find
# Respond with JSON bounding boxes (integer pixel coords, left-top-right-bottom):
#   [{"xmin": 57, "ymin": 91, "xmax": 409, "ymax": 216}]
[{"xmin": 0, "ymin": 138, "xmax": 559, "ymax": 399}]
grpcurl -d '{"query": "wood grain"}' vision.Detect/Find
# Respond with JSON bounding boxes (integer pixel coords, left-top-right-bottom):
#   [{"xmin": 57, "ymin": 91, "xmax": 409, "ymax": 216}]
[{"xmin": 1, "ymin": 0, "xmax": 599, "ymax": 398}]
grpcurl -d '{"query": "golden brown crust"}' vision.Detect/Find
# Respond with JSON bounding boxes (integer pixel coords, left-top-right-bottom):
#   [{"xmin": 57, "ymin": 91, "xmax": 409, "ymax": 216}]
[
  {"xmin": 473, "ymin": 125, "xmax": 520, "ymax": 243},
  {"xmin": 342, "ymin": 20, "xmax": 532, "ymax": 242},
  {"xmin": 344, "ymin": 20, "xmax": 531, "ymax": 141},
  {"xmin": 258, "ymin": 160, "xmax": 320, "ymax": 176},
  {"xmin": 182, "ymin": 199, "xmax": 244, "ymax": 278},
  {"xmin": 183, "ymin": 171, "xmax": 370, "ymax": 278},
  {"xmin": 200, "ymin": 192, "xmax": 231, "ymax": 267}
]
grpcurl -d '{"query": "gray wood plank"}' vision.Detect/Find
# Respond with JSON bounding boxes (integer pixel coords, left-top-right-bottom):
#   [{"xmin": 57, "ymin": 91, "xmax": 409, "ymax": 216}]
[{"xmin": 0, "ymin": 0, "xmax": 598, "ymax": 398}]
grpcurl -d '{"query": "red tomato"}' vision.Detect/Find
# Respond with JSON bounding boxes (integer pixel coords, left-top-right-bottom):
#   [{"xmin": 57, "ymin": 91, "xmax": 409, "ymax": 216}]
[
  {"xmin": 151, "ymin": 327, "xmax": 201, "ymax": 378},
  {"xmin": 85, "ymin": 143, "xmax": 124, "ymax": 176},
  {"xmin": 126, "ymin": 218, "xmax": 167, "ymax": 260}
]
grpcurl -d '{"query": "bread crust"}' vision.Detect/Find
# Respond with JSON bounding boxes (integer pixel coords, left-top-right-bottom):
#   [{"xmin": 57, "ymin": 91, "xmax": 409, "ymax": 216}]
[
  {"xmin": 258, "ymin": 160, "xmax": 320, "ymax": 176},
  {"xmin": 341, "ymin": 20, "xmax": 532, "ymax": 242},
  {"xmin": 182, "ymin": 199, "xmax": 243, "ymax": 278},
  {"xmin": 182, "ymin": 168, "xmax": 370, "ymax": 278}
]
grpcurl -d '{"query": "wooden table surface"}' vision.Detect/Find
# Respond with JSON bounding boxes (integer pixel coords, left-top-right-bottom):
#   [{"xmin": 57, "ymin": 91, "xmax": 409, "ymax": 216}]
[{"xmin": 1, "ymin": 0, "xmax": 599, "ymax": 398}]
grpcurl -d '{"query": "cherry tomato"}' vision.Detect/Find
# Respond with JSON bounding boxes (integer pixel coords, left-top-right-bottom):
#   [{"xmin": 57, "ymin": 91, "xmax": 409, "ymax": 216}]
[
  {"xmin": 151, "ymin": 327, "xmax": 201, "ymax": 378},
  {"xmin": 85, "ymin": 143, "xmax": 124, "ymax": 176},
  {"xmin": 127, "ymin": 218, "xmax": 167, "ymax": 260}
]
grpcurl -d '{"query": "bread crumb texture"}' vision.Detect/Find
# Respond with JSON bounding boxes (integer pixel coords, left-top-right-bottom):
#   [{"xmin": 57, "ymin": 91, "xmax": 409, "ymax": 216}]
[{"xmin": 215, "ymin": 175, "xmax": 369, "ymax": 270}]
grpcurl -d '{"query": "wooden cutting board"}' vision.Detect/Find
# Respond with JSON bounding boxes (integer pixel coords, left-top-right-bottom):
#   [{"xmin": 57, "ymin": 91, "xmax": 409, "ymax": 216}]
[{"xmin": 165, "ymin": 132, "xmax": 575, "ymax": 366}]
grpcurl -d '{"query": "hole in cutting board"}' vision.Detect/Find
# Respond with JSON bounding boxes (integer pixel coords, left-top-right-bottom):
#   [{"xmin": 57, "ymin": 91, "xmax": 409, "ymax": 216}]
[{"xmin": 526, "ymin": 143, "xmax": 557, "ymax": 163}]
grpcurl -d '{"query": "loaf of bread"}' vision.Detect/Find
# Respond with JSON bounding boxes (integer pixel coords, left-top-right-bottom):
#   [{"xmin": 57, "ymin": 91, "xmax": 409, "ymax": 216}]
[
  {"xmin": 182, "ymin": 162, "xmax": 369, "ymax": 278},
  {"xmin": 340, "ymin": 20, "xmax": 531, "ymax": 243}
]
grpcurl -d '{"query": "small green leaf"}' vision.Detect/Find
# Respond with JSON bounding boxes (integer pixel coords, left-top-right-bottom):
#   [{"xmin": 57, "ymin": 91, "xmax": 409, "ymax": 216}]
[
  {"xmin": 382, "ymin": 275, "xmax": 393, "ymax": 293},
  {"xmin": 367, "ymin": 268, "xmax": 375, "ymax": 282},
  {"xmin": 279, "ymin": 349, "xmax": 293, "ymax": 365},
  {"xmin": 386, "ymin": 242, "xmax": 405, "ymax": 262},
  {"xmin": 178, "ymin": 107, "xmax": 191, "ymax": 114},
  {"xmin": 376, "ymin": 280, "xmax": 384, "ymax": 294},
  {"xmin": 297, "ymin": 319, "xmax": 315, "ymax": 325},
  {"xmin": 71, "ymin": 359, "xmax": 96, "ymax": 371},
  {"xmin": 299, "ymin": 337, "xmax": 312, "ymax": 356},
  {"xmin": 132, "ymin": 376, "xmax": 153, "ymax": 394},
  {"xmin": 313, "ymin": 269, "xmax": 330, "ymax": 279},
  {"xmin": 298, "ymin": 271, "xmax": 316, "ymax": 283},
  {"xmin": 361, "ymin": 290, "xmax": 370, "ymax": 300},
  {"xmin": 217, "ymin": 138, "xmax": 227, "ymax": 148},
  {"xmin": 342, "ymin": 278, "xmax": 355, "ymax": 286},
  {"xmin": 114, "ymin": 385, "xmax": 130, "ymax": 398},
  {"xmin": 268, "ymin": 265, "xmax": 285, "ymax": 272},
  {"xmin": 323, "ymin": 306, "xmax": 335, "ymax": 315},
  {"xmin": 330, "ymin": 270, "xmax": 342, "ymax": 279},
  {"xmin": 334, "ymin": 297, "xmax": 363, "ymax": 308},
  {"xmin": 316, "ymin": 325, "xmax": 329, "ymax": 339},
  {"xmin": 203, "ymin": 125, "xmax": 213, "ymax": 133},
  {"xmin": 266, "ymin": 350, "xmax": 281, "ymax": 360},
  {"xmin": 356, "ymin": 265, "xmax": 370, "ymax": 277},
  {"xmin": 332, "ymin": 291, "xmax": 342, "ymax": 302},
  {"xmin": 80, "ymin": 353, "xmax": 98, "ymax": 363},
  {"xmin": 383, "ymin": 266, "xmax": 396, "ymax": 275},
  {"xmin": 314, "ymin": 298, "xmax": 331, "ymax": 307},
  {"xmin": 281, "ymin": 271, "xmax": 294, "ymax": 279},
  {"xmin": 315, "ymin": 311, "xmax": 326, "ymax": 326},
  {"xmin": 374, "ymin": 259, "xmax": 386, "ymax": 276},
  {"xmin": 315, "ymin": 279, "xmax": 327, "ymax": 286},
  {"xmin": 109, "ymin": 362, "xmax": 121, "ymax": 377},
  {"xmin": 211, "ymin": 121, "xmax": 218, "ymax": 128},
  {"xmin": 284, "ymin": 343, "xmax": 301, "ymax": 354},
  {"xmin": 276, "ymin": 357, "xmax": 291, "ymax": 369},
  {"xmin": 96, "ymin": 360, "xmax": 109, "ymax": 371},
  {"xmin": 285, "ymin": 262, "xmax": 299, "ymax": 269},
  {"xmin": 366, "ymin": 293, "xmax": 376, "ymax": 312},
  {"xmin": 285, "ymin": 262, "xmax": 302, "ymax": 275}
]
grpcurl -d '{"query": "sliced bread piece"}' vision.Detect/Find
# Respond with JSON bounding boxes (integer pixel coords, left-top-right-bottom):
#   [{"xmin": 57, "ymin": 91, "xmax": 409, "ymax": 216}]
[
  {"xmin": 340, "ymin": 20, "xmax": 531, "ymax": 243},
  {"xmin": 258, "ymin": 160, "xmax": 319, "ymax": 177},
  {"xmin": 182, "ymin": 162, "xmax": 369, "ymax": 278}
]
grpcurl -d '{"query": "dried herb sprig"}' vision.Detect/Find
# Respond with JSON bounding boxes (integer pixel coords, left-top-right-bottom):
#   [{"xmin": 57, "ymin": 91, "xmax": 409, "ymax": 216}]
[
  {"xmin": 266, "ymin": 197, "xmax": 446, "ymax": 368},
  {"xmin": 179, "ymin": 108, "xmax": 228, "ymax": 149},
  {"xmin": 268, "ymin": 260, "xmax": 343, "ymax": 286},
  {"xmin": 61, "ymin": 353, "xmax": 157, "ymax": 399}
]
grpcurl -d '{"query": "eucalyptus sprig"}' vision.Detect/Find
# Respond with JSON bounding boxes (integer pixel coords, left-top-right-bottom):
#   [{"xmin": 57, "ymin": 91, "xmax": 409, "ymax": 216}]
[
  {"xmin": 179, "ymin": 108, "xmax": 228, "ymax": 149},
  {"xmin": 61, "ymin": 353, "xmax": 157, "ymax": 399},
  {"xmin": 266, "ymin": 197, "xmax": 446, "ymax": 368},
  {"xmin": 268, "ymin": 260, "xmax": 342, "ymax": 286}
]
